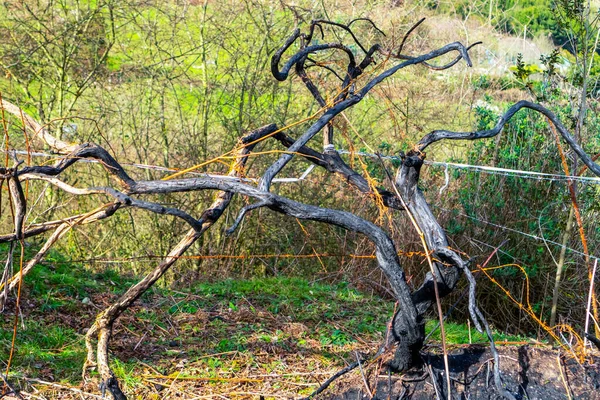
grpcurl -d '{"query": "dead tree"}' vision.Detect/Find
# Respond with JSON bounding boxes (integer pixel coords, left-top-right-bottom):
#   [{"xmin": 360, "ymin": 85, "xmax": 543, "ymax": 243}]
[{"xmin": 1, "ymin": 19, "xmax": 599, "ymax": 400}]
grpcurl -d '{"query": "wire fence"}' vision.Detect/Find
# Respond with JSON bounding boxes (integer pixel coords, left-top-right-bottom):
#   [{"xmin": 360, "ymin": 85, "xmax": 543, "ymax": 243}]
[
  {"xmin": 3, "ymin": 146, "xmax": 598, "ymax": 265},
  {"xmin": 2, "ymin": 135, "xmax": 598, "ymax": 364}
]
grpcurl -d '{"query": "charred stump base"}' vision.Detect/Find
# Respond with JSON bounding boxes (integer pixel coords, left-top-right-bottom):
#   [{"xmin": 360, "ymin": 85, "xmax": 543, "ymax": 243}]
[
  {"xmin": 100, "ymin": 377, "xmax": 127, "ymax": 400},
  {"xmin": 387, "ymin": 314, "xmax": 426, "ymax": 373},
  {"xmin": 325, "ymin": 345, "xmax": 600, "ymax": 400},
  {"xmin": 384, "ymin": 150, "xmax": 462, "ymax": 374}
]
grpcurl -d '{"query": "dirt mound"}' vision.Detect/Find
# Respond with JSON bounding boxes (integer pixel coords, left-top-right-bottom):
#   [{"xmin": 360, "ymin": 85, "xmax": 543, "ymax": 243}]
[{"xmin": 326, "ymin": 345, "xmax": 600, "ymax": 399}]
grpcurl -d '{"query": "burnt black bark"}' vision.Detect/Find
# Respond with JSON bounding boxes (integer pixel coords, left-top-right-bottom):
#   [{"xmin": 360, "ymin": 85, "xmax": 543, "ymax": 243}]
[{"xmin": 387, "ymin": 151, "xmax": 460, "ymax": 370}]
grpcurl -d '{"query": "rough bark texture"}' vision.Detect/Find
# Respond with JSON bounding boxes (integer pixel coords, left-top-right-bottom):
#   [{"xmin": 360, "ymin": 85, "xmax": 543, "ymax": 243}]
[{"xmin": 386, "ymin": 151, "xmax": 458, "ymax": 371}]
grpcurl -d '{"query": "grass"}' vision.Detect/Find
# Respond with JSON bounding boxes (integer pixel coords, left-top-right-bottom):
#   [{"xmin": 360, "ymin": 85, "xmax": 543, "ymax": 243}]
[
  {"xmin": 174, "ymin": 277, "xmax": 390, "ymax": 328},
  {"xmin": 0, "ymin": 321, "xmax": 84, "ymax": 382},
  {"xmin": 425, "ymin": 320, "xmax": 526, "ymax": 345},
  {"xmin": 0, "ymin": 244, "xmax": 536, "ymax": 398}
]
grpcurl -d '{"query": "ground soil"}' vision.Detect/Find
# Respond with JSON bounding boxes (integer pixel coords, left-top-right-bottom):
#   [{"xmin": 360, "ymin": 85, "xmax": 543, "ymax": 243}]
[
  {"xmin": 328, "ymin": 345, "xmax": 600, "ymax": 400},
  {"xmin": 7, "ymin": 343, "xmax": 597, "ymax": 399},
  {"xmin": 2, "ymin": 274, "xmax": 599, "ymax": 399}
]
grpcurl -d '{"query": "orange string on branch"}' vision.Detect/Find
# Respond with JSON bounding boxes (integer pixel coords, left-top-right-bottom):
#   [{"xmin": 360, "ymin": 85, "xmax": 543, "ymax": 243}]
[
  {"xmin": 162, "ymin": 83, "xmax": 353, "ymax": 181},
  {"xmin": 547, "ymin": 118, "xmax": 599, "ymax": 338},
  {"xmin": 162, "ymin": 55, "xmax": 390, "ymax": 182}
]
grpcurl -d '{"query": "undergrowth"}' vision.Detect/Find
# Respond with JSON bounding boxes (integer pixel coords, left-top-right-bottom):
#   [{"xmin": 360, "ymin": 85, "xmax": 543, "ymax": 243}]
[{"xmin": 0, "ymin": 244, "xmax": 532, "ymax": 397}]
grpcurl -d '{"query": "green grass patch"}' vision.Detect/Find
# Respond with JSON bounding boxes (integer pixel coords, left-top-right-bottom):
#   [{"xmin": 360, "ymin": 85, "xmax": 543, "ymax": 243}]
[
  {"xmin": 1, "ymin": 242, "xmax": 535, "ymax": 392},
  {"xmin": 0, "ymin": 321, "xmax": 85, "ymax": 382},
  {"xmin": 179, "ymin": 277, "xmax": 390, "ymax": 323},
  {"xmin": 425, "ymin": 320, "xmax": 527, "ymax": 345}
]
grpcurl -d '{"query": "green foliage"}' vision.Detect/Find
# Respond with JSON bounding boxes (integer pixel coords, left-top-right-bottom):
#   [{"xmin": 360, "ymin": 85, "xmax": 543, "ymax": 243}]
[
  {"xmin": 538, "ymin": 49, "xmax": 563, "ymax": 101},
  {"xmin": 319, "ymin": 329, "xmax": 353, "ymax": 346},
  {"xmin": 425, "ymin": 320, "xmax": 526, "ymax": 344},
  {"xmin": 510, "ymin": 54, "xmax": 543, "ymax": 83},
  {"xmin": 473, "ymin": 104, "xmax": 497, "ymax": 131},
  {"xmin": 450, "ymin": 72, "xmax": 600, "ymax": 330},
  {"xmin": 509, "ymin": 50, "xmax": 569, "ymax": 101}
]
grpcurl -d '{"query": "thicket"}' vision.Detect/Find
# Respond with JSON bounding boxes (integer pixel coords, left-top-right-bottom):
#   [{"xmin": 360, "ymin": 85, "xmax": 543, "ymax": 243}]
[
  {"xmin": 438, "ymin": 1, "xmax": 600, "ymax": 335},
  {"xmin": 0, "ymin": 0, "xmax": 598, "ymax": 349},
  {"xmin": 0, "ymin": 0, "xmax": 455, "ymax": 281}
]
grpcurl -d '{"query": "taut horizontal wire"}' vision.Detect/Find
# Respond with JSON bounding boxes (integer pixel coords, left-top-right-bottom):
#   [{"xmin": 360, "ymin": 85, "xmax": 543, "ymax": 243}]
[
  {"xmin": 335, "ymin": 149, "xmax": 600, "ymax": 185},
  {"xmin": 5, "ymin": 148, "xmax": 600, "ymax": 185},
  {"xmin": 426, "ymin": 160, "xmax": 600, "ymax": 185},
  {"xmin": 434, "ymin": 205, "xmax": 599, "ymax": 262},
  {"xmin": 1, "ymin": 149, "xmax": 314, "ymax": 183}
]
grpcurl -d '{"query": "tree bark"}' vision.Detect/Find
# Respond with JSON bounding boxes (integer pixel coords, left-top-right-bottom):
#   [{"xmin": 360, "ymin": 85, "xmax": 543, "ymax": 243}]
[{"xmin": 550, "ymin": 206, "xmax": 575, "ymax": 327}]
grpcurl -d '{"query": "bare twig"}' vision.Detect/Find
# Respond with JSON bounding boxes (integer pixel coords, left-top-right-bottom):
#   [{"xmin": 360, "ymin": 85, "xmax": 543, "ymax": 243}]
[
  {"xmin": 557, "ymin": 354, "xmax": 573, "ymax": 400},
  {"xmin": 23, "ymin": 378, "xmax": 102, "ymax": 399},
  {"xmin": 303, "ymin": 361, "xmax": 360, "ymax": 399},
  {"xmin": 584, "ymin": 259, "xmax": 598, "ymax": 349},
  {"xmin": 355, "ymin": 351, "xmax": 373, "ymax": 398},
  {"xmin": 1, "ymin": 373, "xmax": 24, "ymax": 399}
]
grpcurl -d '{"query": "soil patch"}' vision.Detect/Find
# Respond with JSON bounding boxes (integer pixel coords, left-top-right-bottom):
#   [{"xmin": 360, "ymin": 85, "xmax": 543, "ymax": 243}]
[{"xmin": 326, "ymin": 345, "xmax": 600, "ymax": 400}]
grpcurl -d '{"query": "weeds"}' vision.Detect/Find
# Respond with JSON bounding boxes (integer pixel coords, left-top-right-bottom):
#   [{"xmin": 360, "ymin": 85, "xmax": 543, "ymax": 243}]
[{"xmin": 1, "ymin": 251, "xmax": 532, "ymax": 397}]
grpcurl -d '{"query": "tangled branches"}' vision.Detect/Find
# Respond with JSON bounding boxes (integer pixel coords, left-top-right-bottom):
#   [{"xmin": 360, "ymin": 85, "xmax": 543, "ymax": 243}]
[{"xmin": 1, "ymin": 18, "xmax": 599, "ymax": 400}]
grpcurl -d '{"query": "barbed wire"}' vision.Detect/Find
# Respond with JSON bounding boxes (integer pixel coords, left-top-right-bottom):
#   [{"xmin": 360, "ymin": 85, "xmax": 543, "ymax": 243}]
[{"xmin": 334, "ymin": 149, "xmax": 600, "ymax": 185}]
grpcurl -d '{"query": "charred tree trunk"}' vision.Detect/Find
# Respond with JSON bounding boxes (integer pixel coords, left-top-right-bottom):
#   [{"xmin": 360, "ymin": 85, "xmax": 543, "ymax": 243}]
[{"xmin": 388, "ymin": 150, "xmax": 460, "ymax": 370}]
